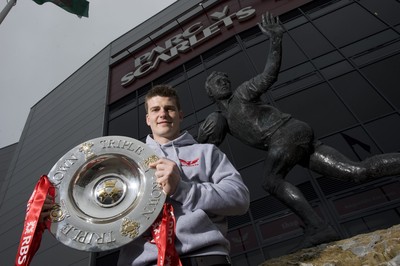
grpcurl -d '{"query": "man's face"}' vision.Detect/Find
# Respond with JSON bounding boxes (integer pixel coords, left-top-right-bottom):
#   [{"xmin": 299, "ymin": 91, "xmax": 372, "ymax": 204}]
[{"xmin": 146, "ymin": 96, "xmax": 183, "ymax": 144}]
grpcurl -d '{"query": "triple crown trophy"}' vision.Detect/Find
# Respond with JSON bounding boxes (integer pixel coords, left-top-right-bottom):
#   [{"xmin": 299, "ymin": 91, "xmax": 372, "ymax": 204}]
[{"xmin": 47, "ymin": 136, "xmax": 166, "ymax": 252}]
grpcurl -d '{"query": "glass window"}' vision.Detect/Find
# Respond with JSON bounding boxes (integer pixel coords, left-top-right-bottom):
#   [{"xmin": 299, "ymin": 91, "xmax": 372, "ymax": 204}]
[
  {"xmin": 202, "ymin": 37, "xmax": 239, "ymax": 66},
  {"xmin": 153, "ymin": 65, "xmax": 184, "ymax": 85},
  {"xmin": 342, "ymin": 218, "xmax": 369, "ymax": 236},
  {"xmin": 360, "ymin": 0, "xmax": 400, "ymax": 26},
  {"xmin": 180, "ymin": 113, "xmax": 197, "ymax": 132},
  {"xmin": 228, "ymin": 224, "xmax": 258, "ymax": 254},
  {"xmin": 313, "ymin": 3, "xmax": 386, "ymax": 48},
  {"xmin": 239, "ymin": 161, "xmax": 267, "ymax": 201},
  {"xmin": 333, "ymin": 188, "xmax": 388, "ymax": 216},
  {"xmin": 263, "ymin": 237, "xmax": 303, "ymax": 260},
  {"xmin": 289, "ymin": 22, "xmax": 334, "ymax": 59},
  {"xmin": 185, "ymin": 56, "xmax": 204, "ymax": 78},
  {"xmin": 227, "ymin": 135, "xmax": 266, "ymax": 170},
  {"xmin": 353, "ymin": 40, "xmax": 400, "ymax": 67},
  {"xmin": 196, "ymin": 104, "xmax": 218, "ymax": 123},
  {"xmin": 341, "ymin": 29, "xmax": 398, "ymax": 59},
  {"xmin": 361, "ymin": 53, "xmax": 400, "ymax": 109},
  {"xmin": 232, "ymin": 250, "xmax": 265, "ymax": 266},
  {"xmin": 187, "ymin": 72, "xmax": 212, "ymax": 111},
  {"xmin": 250, "ymin": 196, "xmax": 288, "ymax": 220},
  {"xmin": 138, "ymin": 103, "xmax": 150, "ymax": 139},
  {"xmin": 259, "ymin": 213, "xmax": 303, "ymax": 243},
  {"xmin": 317, "ymin": 175, "xmax": 359, "ymax": 196},
  {"xmin": 246, "ymin": 32, "xmax": 309, "ymax": 73},
  {"xmin": 275, "ymin": 83, "xmax": 357, "ymax": 137},
  {"xmin": 382, "ymin": 182, "xmax": 400, "ymax": 201},
  {"xmin": 320, "ymin": 126, "xmax": 383, "ymax": 161},
  {"xmin": 206, "ymin": 50, "xmax": 255, "ymax": 91},
  {"xmin": 245, "ymin": 39, "xmax": 270, "ymax": 73},
  {"xmin": 174, "ymin": 82, "xmax": 194, "ymax": 115},
  {"xmin": 281, "ymin": 11, "xmax": 307, "ymax": 31},
  {"xmin": 313, "ymin": 50, "xmax": 344, "ymax": 69},
  {"xmin": 302, "ymin": 0, "xmax": 349, "ymax": 19},
  {"xmin": 363, "ymin": 209, "xmax": 400, "ymax": 231},
  {"xmin": 274, "ymin": 62, "xmax": 316, "ymax": 88},
  {"xmin": 281, "ymin": 33, "xmax": 308, "ymax": 70},
  {"xmin": 364, "ymin": 114, "xmax": 400, "ymax": 153},
  {"xmin": 285, "ymin": 165, "xmax": 312, "ymax": 186},
  {"xmin": 272, "ymin": 73, "xmax": 321, "ymax": 99},
  {"xmin": 320, "ymin": 60, "xmax": 353, "ymax": 80},
  {"xmin": 330, "ymin": 71, "xmax": 393, "ymax": 121},
  {"xmin": 108, "ymin": 108, "xmax": 138, "ymax": 139},
  {"xmin": 239, "ymin": 25, "xmax": 263, "ymax": 45}
]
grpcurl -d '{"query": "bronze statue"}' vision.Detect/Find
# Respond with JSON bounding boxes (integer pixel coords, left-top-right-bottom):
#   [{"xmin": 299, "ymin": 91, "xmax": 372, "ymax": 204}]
[{"xmin": 198, "ymin": 12, "xmax": 400, "ymax": 248}]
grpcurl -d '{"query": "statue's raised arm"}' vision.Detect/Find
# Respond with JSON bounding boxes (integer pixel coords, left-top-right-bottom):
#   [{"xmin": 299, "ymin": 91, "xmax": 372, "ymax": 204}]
[
  {"xmin": 234, "ymin": 12, "xmax": 284, "ymax": 102},
  {"xmin": 258, "ymin": 12, "xmax": 284, "ymax": 75}
]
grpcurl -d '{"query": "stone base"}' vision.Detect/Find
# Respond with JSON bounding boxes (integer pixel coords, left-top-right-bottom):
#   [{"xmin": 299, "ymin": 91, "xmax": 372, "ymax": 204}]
[{"xmin": 260, "ymin": 224, "xmax": 400, "ymax": 266}]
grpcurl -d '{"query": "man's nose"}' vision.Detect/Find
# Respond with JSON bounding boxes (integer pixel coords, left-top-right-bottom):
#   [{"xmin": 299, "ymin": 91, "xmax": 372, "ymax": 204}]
[{"xmin": 159, "ymin": 108, "xmax": 168, "ymax": 116}]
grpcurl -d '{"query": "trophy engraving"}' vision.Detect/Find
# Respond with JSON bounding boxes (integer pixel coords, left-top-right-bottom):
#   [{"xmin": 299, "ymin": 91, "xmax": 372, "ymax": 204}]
[
  {"xmin": 79, "ymin": 142, "xmax": 95, "ymax": 160},
  {"xmin": 121, "ymin": 218, "xmax": 141, "ymax": 238},
  {"xmin": 94, "ymin": 177, "xmax": 127, "ymax": 208},
  {"xmin": 49, "ymin": 203, "xmax": 66, "ymax": 222},
  {"xmin": 60, "ymin": 223, "xmax": 116, "ymax": 245},
  {"xmin": 144, "ymin": 155, "xmax": 159, "ymax": 167}
]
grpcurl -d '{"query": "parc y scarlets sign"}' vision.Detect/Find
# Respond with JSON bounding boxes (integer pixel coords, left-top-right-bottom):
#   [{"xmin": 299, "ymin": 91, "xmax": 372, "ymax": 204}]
[{"xmin": 119, "ymin": 5, "xmax": 256, "ymax": 87}]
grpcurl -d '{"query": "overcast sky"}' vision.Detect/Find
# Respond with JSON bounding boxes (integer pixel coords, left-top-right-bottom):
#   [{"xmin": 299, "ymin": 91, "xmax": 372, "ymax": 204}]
[{"xmin": 0, "ymin": 0, "xmax": 177, "ymax": 149}]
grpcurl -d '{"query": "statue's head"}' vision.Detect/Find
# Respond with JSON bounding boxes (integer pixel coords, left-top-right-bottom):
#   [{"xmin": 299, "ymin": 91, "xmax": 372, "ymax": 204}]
[{"xmin": 205, "ymin": 71, "xmax": 232, "ymax": 100}]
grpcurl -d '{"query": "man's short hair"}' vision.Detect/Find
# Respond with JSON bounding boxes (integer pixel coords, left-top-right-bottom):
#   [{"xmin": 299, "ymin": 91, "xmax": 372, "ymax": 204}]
[{"xmin": 144, "ymin": 85, "xmax": 181, "ymax": 113}]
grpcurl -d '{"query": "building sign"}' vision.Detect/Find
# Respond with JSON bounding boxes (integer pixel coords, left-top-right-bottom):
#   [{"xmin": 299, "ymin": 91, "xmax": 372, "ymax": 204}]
[{"xmin": 120, "ymin": 5, "xmax": 256, "ymax": 87}]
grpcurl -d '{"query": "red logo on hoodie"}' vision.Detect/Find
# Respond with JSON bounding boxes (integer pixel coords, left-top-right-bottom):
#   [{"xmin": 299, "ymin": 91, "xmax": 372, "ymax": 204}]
[{"xmin": 179, "ymin": 158, "xmax": 200, "ymax": 167}]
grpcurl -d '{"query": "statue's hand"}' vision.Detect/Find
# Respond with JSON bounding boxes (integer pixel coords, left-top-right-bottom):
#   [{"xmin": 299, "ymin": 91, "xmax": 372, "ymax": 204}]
[{"xmin": 258, "ymin": 12, "xmax": 284, "ymax": 38}]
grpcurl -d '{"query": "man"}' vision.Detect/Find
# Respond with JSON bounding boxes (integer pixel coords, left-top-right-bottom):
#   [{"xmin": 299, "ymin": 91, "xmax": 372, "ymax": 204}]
[
  {"xmin": 116, "ymin": 85, "xmax": 249, "ymax": 266},
  {"xmin": 198, "ymin": 12, "xmax": 400, "ymax": 248}
]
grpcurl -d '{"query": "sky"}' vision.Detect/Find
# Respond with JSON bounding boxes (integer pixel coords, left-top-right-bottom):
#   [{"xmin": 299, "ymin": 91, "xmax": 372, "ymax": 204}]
[{"xmin": 0, "ymin": 0, "xmax": 177, "ymax": 149}]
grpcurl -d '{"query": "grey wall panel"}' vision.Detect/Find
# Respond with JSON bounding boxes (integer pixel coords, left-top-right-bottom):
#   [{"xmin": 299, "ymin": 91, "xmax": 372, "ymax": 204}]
[
  {"xmin": 0, "ymin": 46, "xmax": 110, "ymax": 265},
  {"xmin": 0, "ymin": 143, "xmax": 17, "ymax": 191}
]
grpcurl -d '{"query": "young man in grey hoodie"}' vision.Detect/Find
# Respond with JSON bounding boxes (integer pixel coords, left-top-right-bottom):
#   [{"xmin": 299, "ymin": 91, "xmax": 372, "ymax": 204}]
[{"xmin": 117, "ymin": 85, "xmax": 250, "ymax": 266}]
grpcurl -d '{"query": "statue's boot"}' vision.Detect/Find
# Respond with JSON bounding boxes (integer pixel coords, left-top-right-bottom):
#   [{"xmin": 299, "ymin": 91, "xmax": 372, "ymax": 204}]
[{"xmin": 298, "ymin": 223, "xmax": 340, "ymax": 249}]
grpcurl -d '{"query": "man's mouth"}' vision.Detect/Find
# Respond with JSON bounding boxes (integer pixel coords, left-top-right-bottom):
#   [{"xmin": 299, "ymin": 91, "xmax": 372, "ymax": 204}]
[{"xmin": 157, "ymin": 121, "xmax": 171, "ymax": 125}]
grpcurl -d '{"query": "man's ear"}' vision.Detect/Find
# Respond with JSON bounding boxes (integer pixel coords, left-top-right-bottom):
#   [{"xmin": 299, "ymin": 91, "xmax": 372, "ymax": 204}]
[
  {"xmin": 146, "ymin": 113, "xmax": 151, "ymax": 126},
  {"xmin": 179, "ymin": 111, "xmax": 183, "ymax": 121}
]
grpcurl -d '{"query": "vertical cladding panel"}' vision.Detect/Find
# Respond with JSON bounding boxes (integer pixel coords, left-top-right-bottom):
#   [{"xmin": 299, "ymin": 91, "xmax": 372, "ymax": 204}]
[
  {"xmin": 0, "ymin": 143, "xmax": 17, "ymax": 188},
  {"xmin": 0, "ymin": 47, "xmax": 110, "ymax": 266}
]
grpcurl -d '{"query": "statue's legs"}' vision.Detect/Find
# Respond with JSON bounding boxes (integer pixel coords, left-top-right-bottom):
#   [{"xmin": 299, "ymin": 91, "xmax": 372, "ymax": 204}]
[
  {"xmin": 262, "ymin": 119, "xmax": 338, "ymax": 247},
  {"xmin": 309, "ymin": 143, "xmax": 400, "ymax": 182}
]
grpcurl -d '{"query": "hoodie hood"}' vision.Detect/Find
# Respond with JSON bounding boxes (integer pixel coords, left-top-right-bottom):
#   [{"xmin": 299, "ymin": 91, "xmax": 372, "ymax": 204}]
[{"xmin": 146, "ymin": 131, "xmax": 196, "ymax": 150}]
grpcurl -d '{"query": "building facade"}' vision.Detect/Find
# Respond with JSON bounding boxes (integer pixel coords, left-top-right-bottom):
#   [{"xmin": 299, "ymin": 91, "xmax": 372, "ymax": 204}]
[{"xmin": 1, "ymin": 0, "xmax": 400, "ymax": 265}]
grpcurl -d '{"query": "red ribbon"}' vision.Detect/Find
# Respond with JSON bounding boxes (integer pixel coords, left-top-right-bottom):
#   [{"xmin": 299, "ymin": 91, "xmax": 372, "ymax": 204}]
[
  {"xmin": 151, "ymin": 203, "xmax": 182, "ymax": 266},
  {"xmin": 15, "ymin": 175, "xmax": 55, "ymax": 266}
]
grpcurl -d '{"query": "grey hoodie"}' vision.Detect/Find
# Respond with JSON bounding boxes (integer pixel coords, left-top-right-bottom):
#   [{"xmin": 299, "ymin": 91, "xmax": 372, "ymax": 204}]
[{"xmin": 118, "ymin": 131, "xmax": 250, "ymax": 266}]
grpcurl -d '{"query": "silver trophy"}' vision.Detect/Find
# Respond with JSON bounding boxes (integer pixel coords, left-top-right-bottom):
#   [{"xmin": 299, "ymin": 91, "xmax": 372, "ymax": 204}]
[{"xmin": 47, "ymin": 136, "xmax": 166, "ymax": 252}]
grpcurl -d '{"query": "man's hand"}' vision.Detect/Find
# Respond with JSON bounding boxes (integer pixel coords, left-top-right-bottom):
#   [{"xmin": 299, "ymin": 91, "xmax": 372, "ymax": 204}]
[
  {"xmin": 258, "ymin": 12, "xmax": 284, "ymax": 38},
  {"xmin": 39, "ymin": 194, "xmax": 54, "ymax": 223},
  {"xmin": 149, "ymin": 158, "xmax": 181, "ymax": 196}
]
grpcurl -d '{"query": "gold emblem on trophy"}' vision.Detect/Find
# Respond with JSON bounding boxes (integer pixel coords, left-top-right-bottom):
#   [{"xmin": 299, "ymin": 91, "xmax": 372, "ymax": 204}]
[{"xmin": 121, "ymin": 218, "xmax": 141, "ymax": 238}]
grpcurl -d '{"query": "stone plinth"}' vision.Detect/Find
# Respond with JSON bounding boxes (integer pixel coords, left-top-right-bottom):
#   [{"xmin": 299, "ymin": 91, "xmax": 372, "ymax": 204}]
[{"xmin": 260, "ymin": 224, "xmax": 400, "ymax": 266}]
